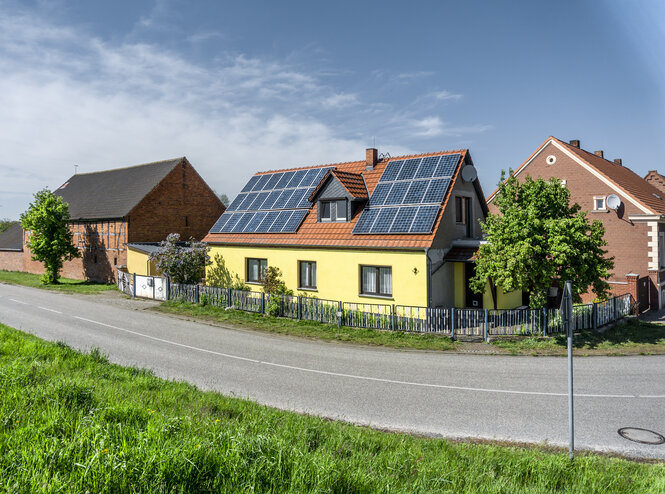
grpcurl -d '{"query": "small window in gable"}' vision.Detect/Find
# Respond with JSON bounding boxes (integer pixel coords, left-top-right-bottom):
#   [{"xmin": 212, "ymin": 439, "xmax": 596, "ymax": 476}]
[
  {"xmin": 320, "ymin": 199, "xmax": 347, "ymax": 222},
  {"xmin": 593, "ymin": 196, "xmax": 606, "ymax": 211}
]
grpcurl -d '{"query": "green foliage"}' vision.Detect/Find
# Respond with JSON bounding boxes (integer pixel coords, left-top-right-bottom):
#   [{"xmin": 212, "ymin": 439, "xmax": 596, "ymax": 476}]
[
  {"xmin": 19, "ymin": 189, "xmax": 80, "ymax": 284},
  {"xmin": 0, "ymin": 218, "xmax": 17, "ymax": 234},
  {"xmin": 206, "ymin": 253, "xmax": 250, "ymax": 290},
  {"xmin": 1, "ymin": 322, "xmax": 663, "ymax": 492},
  {"xmin": 198, "ymin": 293, "xmax": 210, "ymax": 306},
  {"xmin": 149, "ymin": 233, "xmax": 210, "ymax": 284},
  {"xmin": 262, "ymin": 266, "xmax": 293, "ymax": 295},
  {"xmin": 266, "ymin": 297, "xmax": 281, "ymax": 317},
  {"xmin": 472, "ymin": 174, "xmax": 614, "ymax": 308}
]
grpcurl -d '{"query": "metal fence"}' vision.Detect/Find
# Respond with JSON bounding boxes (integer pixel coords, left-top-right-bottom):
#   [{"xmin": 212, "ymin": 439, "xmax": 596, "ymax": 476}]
[{"xmin": 117, "ymin": 269, "xmax": 635, "ymax": 339}]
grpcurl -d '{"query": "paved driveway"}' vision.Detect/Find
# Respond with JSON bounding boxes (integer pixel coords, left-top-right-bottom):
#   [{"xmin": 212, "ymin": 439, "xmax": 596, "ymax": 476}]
[{"xmin": 1, "ymin": 283, "xmax": 664, "ymax": 459}]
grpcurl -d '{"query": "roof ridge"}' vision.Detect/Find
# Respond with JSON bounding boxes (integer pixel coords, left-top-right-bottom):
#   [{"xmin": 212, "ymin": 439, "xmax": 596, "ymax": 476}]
[{"xmin": 69, "ymin": 157, "xmax": 185, "ymax": 177}]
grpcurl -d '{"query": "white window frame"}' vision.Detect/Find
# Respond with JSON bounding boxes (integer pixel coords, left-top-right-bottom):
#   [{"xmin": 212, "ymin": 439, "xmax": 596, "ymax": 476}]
[
  {"xmin": 298, "ymin": 261, "xmax": 317, "ymax": 290},
  {"xmin": 593, "ymin": 196, "xmax": 606, "ymax": 211}
]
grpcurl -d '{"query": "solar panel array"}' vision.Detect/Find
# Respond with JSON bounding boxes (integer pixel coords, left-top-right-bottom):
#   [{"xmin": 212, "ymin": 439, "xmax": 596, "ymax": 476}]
[
  {"xmin": 353, "ymin": 154, "xmax": 461, "ymax": 234},
  {"xmin": 210, "ymin": 167, "xmax": 332, "ymax": 233}
]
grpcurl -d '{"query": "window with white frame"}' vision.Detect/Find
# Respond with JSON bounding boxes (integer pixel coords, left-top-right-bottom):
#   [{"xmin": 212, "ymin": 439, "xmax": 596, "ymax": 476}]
[
  {"xmin": 593, "ymin": 196, "xmax": 606, "ymax": 211},
  {"xmin": 299, "ymin": 261, "xmax": 317, "ymax": 289},
  {"xmin": 360, "ymin": 265, "xmax": 392, "ymax": 297},
  {"xmin": 320, "ymin": 199, "xmax": 347, "ymax": 222}
]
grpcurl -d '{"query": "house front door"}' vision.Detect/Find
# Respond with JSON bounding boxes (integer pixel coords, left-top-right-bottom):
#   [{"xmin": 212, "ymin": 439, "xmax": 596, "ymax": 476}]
[{"xmin": 464, "ymin": 263, "xmax": 483, "ymax": 308}]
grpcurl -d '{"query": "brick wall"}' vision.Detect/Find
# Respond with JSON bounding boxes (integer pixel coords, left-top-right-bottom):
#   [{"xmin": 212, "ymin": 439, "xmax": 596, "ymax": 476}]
[
  {"xmin": 489, "ymin": 140, "xmax": 654, "ymax": 308},
  {"xmin": 127, "ymin": 159, "xmax": 225, "ymax": 243},
  {"xmin": 0, "ymin": 251, "xmax": 24, "ymax": 272}
]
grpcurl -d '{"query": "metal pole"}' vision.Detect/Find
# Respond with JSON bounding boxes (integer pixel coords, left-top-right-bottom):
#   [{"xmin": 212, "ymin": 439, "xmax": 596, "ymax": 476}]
[
  {"xmin": 484, "ymin": 309, "xmax": 488, "ymax": 342},
  {"xmin": 566, "ymin": 280, "xmax": 574, "ymax": 460}
]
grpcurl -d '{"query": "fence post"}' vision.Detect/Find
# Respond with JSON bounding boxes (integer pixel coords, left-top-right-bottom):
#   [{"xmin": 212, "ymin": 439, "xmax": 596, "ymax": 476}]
[
  {"xmin": 542, "ymin": 307, "xmax": 547, "ymax": 337},
  {"xmin": 338, "ymin": 301, "xmax": 343, "ymax": 327},
  {"xmin": 166, "ymin": 277, "xmax": 170, "ymax": 301},
  {"xmin": 227, "ymin": 287, "xmax": 232, "ymax": 308},
  {"xmin": 195, "ymin": 284, "xmax": 200, "ymax": 304},
  {"xmin": 592, "ymin": 302, "xmax": 597, "ymax": 330},
  {"xmin": 132, "ymin": 273, "xmax": 136, "ymax": 297},
  {"xmin": 391, "ymin": 304, "xmax": 396, "ymax": 331},
  {"xmin": 297, "ymin": 296, "xmax": 302, "ymax": 320},
  {"xmin": 451, "ymin": 307, "xmax": 456, "ymax": 340},
  {"xmin": 484, "ymin": 309, "xmax": 488, "ymax": 342},
  {"xmin": 261, "ymin": 292, "xmax": 265, "ymax": 314},
  {"xmin": 613, "ymin": 296, "xmax": 617, "ymax": 322}
]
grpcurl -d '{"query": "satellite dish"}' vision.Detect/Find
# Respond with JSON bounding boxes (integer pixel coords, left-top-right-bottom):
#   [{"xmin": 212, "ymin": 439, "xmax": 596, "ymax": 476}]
[
  {"xmin": 607, "ymin": 194, "xmax": 621, "ymax": 210},
  {"xmin": 461, "ymin": 165, "xmax": 477, "ymax": 183}
]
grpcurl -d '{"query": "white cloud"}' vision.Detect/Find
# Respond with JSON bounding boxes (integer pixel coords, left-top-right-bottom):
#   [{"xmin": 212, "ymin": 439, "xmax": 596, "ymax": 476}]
[
  {"xmin": 410, "ymin": 117, "xmax": 492, "ymax": 138},
  {"xmin": 434, "ymin": 90, "xmax": 462, "ymax": 101}
]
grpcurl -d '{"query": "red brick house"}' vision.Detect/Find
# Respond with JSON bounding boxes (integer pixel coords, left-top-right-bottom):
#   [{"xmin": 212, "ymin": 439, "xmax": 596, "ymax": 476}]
[
  {"xmin": 487, "ymin": 137, "xmax": 665, "ymax": 311},
  {"xmin": 0, "ymin": 157, "xmax": 224, "ymax": 282}
]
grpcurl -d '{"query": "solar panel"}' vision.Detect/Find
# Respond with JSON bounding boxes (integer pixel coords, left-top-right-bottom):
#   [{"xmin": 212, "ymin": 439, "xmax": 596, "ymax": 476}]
[
  {"xmin": 284, "ymin": 189, "xmax": 306, "ymax": 208},
  {"xmin": 241, "ymin": 175, "xmax": 260, "ymax": 192},
  {"xmin": 231, "ymin": 212, "xmax": 253, "ymax": 232},
  {"xmin": 396, "ymin": 158, "xmax": 421, "ymax": 181},
  {"xmin": 410, "ymin": 205, "xmax": 440, "ymax": 233},
  {"xmin": 248, "ymin": 191, "xmax": 269, "ymax": 210},
  {"xmin": 283, "ymin": 210, "xmax": 308, "ymax": 232},
  {"xmin": 352, "ymin": 207, "xmax": 379, "ymax": 233},
  {"xmin": 275, "ymin": 171, "xmax": 294, "ymax": 189},
  {"xmin": 422, "ymin": 179, "xmax": 451, "ymax": 204},
  {"xmin": 296, "ymin": 187, "xmax": 315, "ymax": 208},
  {"xmin": 257, "ymin": 211, "xmax": 280, "ymax": 232},
  {"xmin": 226, "ymin": 193, "xmax": 246, "ymax": 212},
  {"xmin": 287, "ymin": 169, "xmax": 307, "ymax": 188},
  {"xmin": 379, "ymin": 160, "xmax": 403, "ymax": 182},
  {"xmin": 434, "ymin": 154, "xmax": 458, "ymax": 177},
  {"xmin": 252, "ymin": 174, "xmax": 271, "ymax": 191},
  {"xmin": 313, "ymin": 167, "xmax": 331, "ymax": 186},
  {"xmin": 384, "ymin": 182, "xmax": 409, "ymax": 205},
  {"xmin": 390, "ymin": 206, "xmax": 418, "ymax": 233},
  {"xmin": 268, "ymin": 210, "xmax": 291, "ymax": 232},
  {"xmin": 238, "ymin": 192, "xmax": 257, "ymax": 210},
  {"xmin": 299, "ymin": 168, "xmax": 319, "ymax": 188},
  {"xmin": 210, "ymin": 212, "xmax": 231, "ymax": 232},
  {"xmin": 371, "ymin": 207, "xmax": 399, "ymax": 233},
  {"xmin": 245, "ymin": 211, "xmax": 267, "ymax": 232},
  {"xmin": 370, "ymin": 183, "xmax": 392, "ymax": 206},
  {"xmin": 260, "ymin": 190, "xmax": 282, "ymax": 210},
  {"xmin": 414, "ymin": 156, "xmax": 439, "ymax": 179},
  {"xmin": 221, "ymin": 213, "xmax": 241, "ymax": 232},
  {"xmin": 403, "ymin": 180, "xmax": 429, "ymax": 205},
  {"xmin": 263, "ymin": 172, "xmax": 283, "ymax": 190}
]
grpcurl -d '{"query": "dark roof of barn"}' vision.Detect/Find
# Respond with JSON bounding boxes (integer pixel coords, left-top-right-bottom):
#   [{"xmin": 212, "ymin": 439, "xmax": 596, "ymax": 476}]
[
  {"xmin": 53, "ymin": 157, "xmax": 185, "ymax": 220},
  {"xmin": 0, "ymin": 223, "xmax": 23, "ymax": 251}
]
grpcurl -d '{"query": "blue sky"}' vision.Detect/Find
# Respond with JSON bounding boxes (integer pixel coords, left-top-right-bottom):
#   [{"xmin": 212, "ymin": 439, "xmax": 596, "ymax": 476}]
[{"xmin": 1, "ymin": 0, "xmax": 663, "ymax": 219}]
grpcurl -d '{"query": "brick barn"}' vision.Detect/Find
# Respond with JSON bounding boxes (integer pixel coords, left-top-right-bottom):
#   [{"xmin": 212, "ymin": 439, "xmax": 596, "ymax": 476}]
[
  {"xmin": 0, "ymin": 157, "xmax": 224, "ymax": 282},
  {"xmin": 487, "ymin": 137, "xmax": 665, "ymax": 311}
]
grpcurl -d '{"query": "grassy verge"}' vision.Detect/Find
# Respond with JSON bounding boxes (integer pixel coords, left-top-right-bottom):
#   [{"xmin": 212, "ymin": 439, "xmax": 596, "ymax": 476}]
[
  {"xmin": 0, "ymin": 270, "xmax": 115, "ymax": 294},
  {"xmin": 0, "ymin": 323, "xmax": 663, "ymax": 493},
  {"xmin": 490, "ymin": 318, "xmax": 665, "ymax": 356},
  {"xmin": 156, "ymin": 300, "xmax": 457, "ymax": 351},
  {"xmin": 155, "ymin": 301, "xmax": 665, "ymax": 356}
]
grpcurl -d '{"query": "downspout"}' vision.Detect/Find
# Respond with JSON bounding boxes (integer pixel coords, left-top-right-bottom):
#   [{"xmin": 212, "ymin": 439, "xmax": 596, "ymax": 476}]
[{"xmin": 425, "ymin": 248, "xmax": 432, "ymax": 308}]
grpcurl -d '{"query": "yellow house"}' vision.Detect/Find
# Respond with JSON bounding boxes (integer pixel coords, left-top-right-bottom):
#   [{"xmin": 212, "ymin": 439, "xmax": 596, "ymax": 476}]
[
  {"xmin": 126, "ymin": 243, "xmax": 161, "ymax": 276},
  {"xmin": 203, "ymin": 148, "xmax": 518, "ymax": 309}
]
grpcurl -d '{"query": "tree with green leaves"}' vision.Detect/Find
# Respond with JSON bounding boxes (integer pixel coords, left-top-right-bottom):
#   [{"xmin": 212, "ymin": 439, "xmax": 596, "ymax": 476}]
[
  {"xmin": 20, "ymin": 189, "xmax": 80, "ymax": 284},
  {"xmin": 470, "ymin": 174, "xmax": 614, "ymax": 308}
]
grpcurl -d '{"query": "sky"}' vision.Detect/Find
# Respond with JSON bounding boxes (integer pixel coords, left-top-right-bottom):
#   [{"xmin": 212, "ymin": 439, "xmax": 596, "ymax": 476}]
[{"xmin": 1, "ymin": 0, "xmax": 663, "ymax": 220}]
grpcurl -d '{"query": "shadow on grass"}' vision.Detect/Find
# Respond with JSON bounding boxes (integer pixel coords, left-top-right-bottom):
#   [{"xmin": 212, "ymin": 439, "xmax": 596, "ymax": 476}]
[{"xmin": 550, "ymin": 319, "xmax": 665, "ymax": 350}]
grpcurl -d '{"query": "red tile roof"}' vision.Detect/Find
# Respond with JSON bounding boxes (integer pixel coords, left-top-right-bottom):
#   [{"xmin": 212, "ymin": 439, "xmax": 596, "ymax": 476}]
[{"xmin": 204, "ymin": 150, "xmax": 468, "ymax": 250}]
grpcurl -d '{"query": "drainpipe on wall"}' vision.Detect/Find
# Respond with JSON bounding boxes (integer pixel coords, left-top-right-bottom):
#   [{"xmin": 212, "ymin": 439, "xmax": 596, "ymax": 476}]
[{"xmin": 425, "ymin": 248, "xmax": 432, "ymax": 308}]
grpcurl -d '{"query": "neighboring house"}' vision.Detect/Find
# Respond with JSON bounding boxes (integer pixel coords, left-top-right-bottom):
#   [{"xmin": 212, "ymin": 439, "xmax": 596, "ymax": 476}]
[
  {"xmin": 203, "ymin": 148, "xmax": 506, "ymax": 309},
  {"xmin": 0, "ymin": 157, "xmax": 224, "ymax": 282},
  {"xmin": 0, "ymin": 223, "xmax": 25, "ymax": 272},
  {"xmin": 487, "ymin": 137, "xmax": 665, "ymax": 311}
]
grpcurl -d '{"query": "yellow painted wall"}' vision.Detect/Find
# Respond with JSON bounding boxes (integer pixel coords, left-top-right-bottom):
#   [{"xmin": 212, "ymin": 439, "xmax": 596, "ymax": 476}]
[
  {"xmin": 207, "ymin": 245, "xmax": 428, "ymax": 306},
  {"xmin": 481, "ymin": 282, "xmax": 523, "ymax": 309},
  {"xmin": 453, "ymin": 262, "xmax": 465, "ymax": 308},
  {"xmin": 127, "ymin": 248, "xmax": 160, "ymax": 276}
]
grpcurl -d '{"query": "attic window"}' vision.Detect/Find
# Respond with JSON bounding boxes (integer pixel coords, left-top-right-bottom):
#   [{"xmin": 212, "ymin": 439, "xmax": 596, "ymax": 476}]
[
  {"xmin": 593, "ymin": 196, "xmax": 606, "ymax": 211},
  {"xmin": 320, "ymin": 199, "xmax": 347, "ymax": 222}
]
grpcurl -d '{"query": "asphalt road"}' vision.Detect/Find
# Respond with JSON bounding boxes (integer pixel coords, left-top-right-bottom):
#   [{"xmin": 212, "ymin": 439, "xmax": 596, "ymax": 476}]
[{"xmin": 1, "ymin": 283, "xmax": 664, "ymax": 460}]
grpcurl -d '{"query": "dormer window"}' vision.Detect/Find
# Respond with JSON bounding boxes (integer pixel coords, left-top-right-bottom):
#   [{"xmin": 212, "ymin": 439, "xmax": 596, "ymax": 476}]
[{"xmin": 320, "ymin": 199, "xmax": 347, "ymax": 222}]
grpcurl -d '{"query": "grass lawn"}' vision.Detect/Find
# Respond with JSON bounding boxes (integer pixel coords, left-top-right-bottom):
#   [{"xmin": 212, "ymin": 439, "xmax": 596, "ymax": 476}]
[
  {"xmin": 0, "ymin": 323, "xmax": 662, "ymax": 493},
  {"xmin": 490, "ymin": 318, "xmax": 665, "ymax": 356},
  {"xmin": 0, "ymin": 270, "xmax": 116, "ymax": 294},
  {"xmin": 155, "ymin": 301, "xmax": 665, "ymax": 356}
]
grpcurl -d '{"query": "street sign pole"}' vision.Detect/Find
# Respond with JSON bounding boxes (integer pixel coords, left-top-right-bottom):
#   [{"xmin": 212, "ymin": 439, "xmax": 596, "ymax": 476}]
[{"xmin": 562, "ymin": 280, "xmax": 575, "ymax": 460}]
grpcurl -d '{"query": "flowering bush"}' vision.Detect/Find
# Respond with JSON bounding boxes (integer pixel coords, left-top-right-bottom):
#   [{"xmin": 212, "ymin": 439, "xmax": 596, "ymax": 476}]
[{"xmin": 149, "ymin": 233, "xmax": 210, "ymax": 284}]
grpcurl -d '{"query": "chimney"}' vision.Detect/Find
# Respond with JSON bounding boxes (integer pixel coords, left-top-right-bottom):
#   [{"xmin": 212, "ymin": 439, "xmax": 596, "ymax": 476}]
[
  {"xmin": 594, "ymin": 150, "xmax": 604, "ymax": 158},
  {"xmin": 614, "ymin": 159, "xmax": 623, "ymax": 166},
  {"xmin": 569, "ymin": 139, "xmax": 580, "ymax": 148},
  {"xmin": 365, "ymin": 148, "xmax": 378, "ymax": 170}
]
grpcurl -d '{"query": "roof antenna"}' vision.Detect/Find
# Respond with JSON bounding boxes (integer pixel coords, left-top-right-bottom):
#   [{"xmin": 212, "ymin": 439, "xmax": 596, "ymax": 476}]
[{"xmin": 74, "ymin": 164, "xmax": 79, "ymax": 175}]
